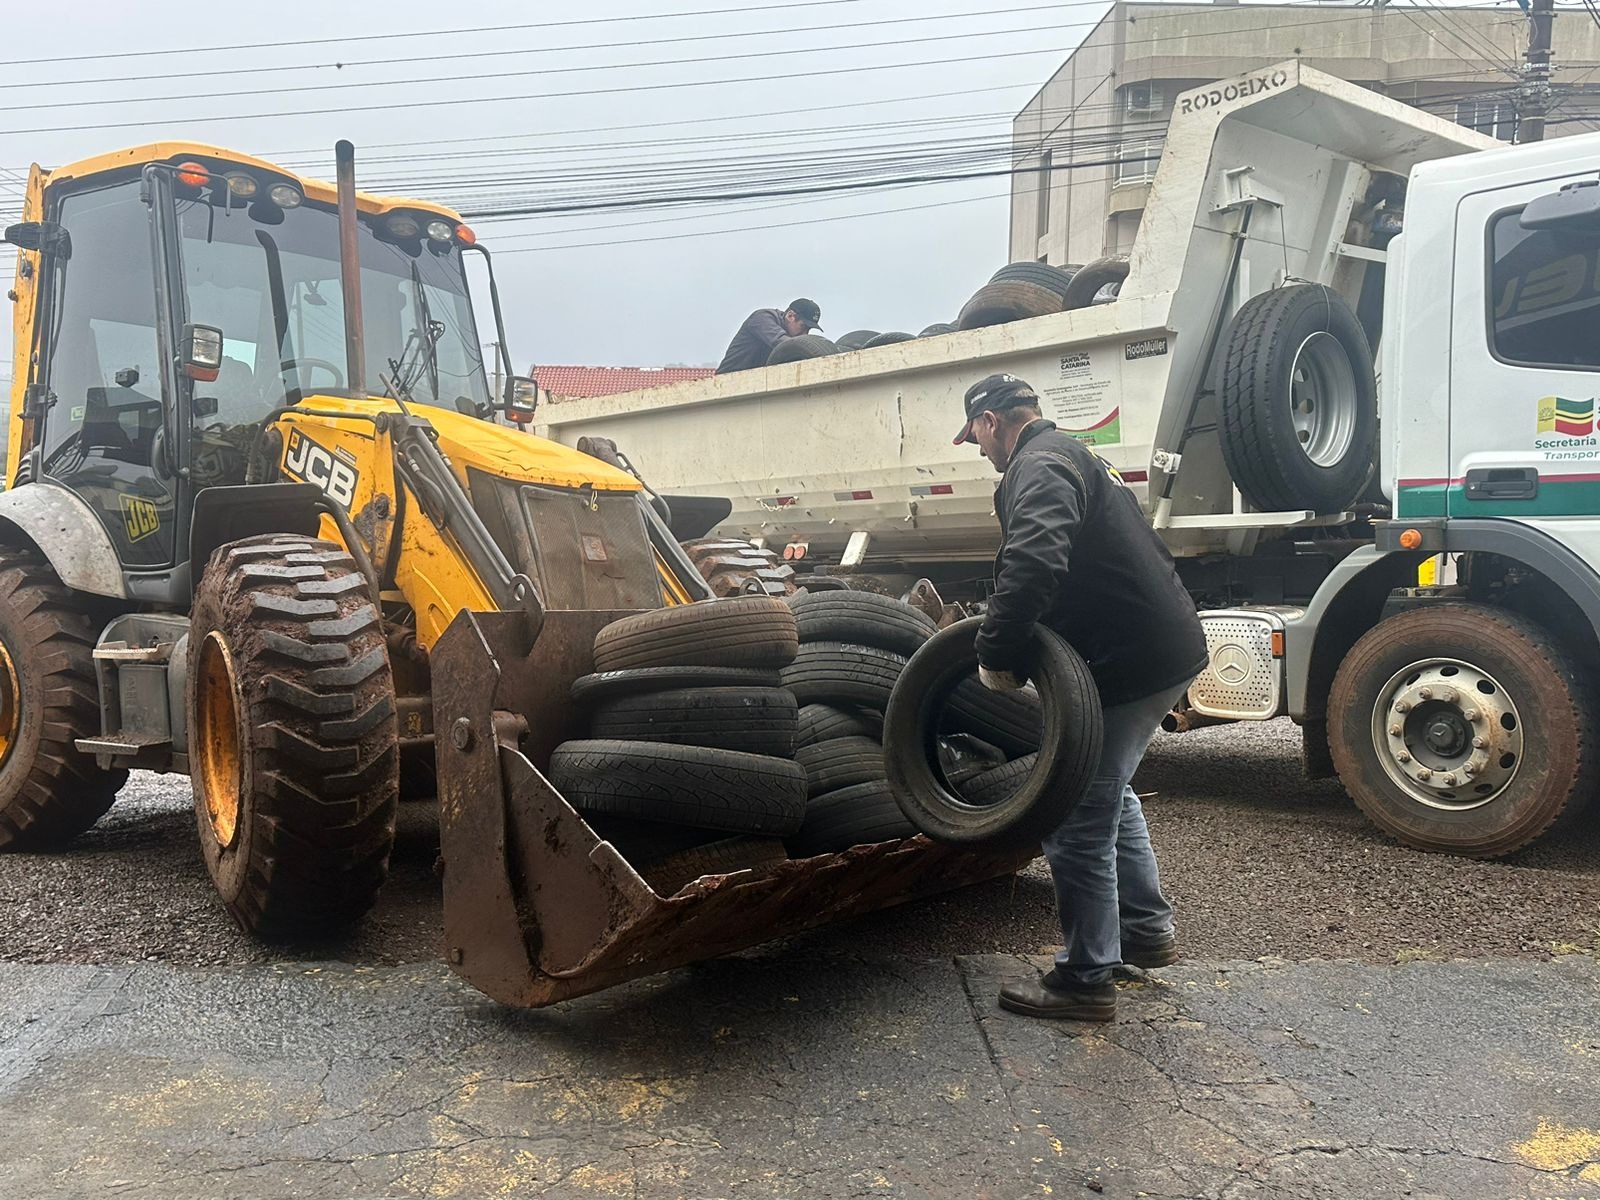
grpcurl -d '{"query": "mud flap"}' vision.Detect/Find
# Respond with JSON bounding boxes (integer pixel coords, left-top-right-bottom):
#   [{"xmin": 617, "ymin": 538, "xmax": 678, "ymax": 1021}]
[{"xmin": 434, "ymin": 609, "xmax": 1036, "ymax": 1007}]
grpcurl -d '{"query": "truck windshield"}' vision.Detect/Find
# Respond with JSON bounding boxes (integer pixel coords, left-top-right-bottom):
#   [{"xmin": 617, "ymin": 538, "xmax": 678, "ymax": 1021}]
[{"xmin": 174, "ymin": 193, "xmax": 492, "ymax": 425}]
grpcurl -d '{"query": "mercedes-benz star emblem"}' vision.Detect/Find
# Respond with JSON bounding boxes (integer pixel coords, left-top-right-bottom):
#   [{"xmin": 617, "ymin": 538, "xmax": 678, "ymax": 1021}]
[{"xmin": 1212, "ymin": 644, "xmax": 1252, "ymax": 686}]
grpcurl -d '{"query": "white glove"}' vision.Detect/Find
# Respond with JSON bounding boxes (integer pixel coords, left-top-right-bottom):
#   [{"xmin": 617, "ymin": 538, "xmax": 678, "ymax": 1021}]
[{"xmin": 979, "ymin": 665, "xmax": 1024, "ymax": 692}]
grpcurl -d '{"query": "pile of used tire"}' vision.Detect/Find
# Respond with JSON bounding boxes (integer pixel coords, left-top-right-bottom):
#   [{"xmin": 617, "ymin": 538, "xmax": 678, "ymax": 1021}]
[
  {"xmin": 955, "ymin": 258, "xmax": 1128, "ymax": 331},
  {"xmin": 779, "ymin": 590, "xmax": 1046, "ymax": 855},
  {"xmin": 550, "ymin": 597, "xmax": 807, "ymax": 894}
]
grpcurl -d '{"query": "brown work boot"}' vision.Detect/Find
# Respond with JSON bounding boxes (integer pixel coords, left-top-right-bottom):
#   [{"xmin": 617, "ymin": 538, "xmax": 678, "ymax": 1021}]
[
  {"xmin": 1120, "ymin": 933, "xmax": 1180, "ymax": 970},
  {"xmin": 998, "ymin": 971, "xmax": 1116, "ymax": 1021}
]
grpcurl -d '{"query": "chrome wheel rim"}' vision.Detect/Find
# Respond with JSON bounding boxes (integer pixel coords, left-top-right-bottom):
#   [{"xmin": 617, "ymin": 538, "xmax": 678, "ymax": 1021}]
[{"xmin": 1289, "ymin": 331, "xmax": 1359, "ymax": 469}]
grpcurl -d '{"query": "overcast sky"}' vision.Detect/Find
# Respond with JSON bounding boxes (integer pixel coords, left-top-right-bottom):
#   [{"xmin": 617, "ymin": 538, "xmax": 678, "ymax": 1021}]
[{"xmin": 0, "ymin": 0, "xmax": 1108, "ymax": 373}]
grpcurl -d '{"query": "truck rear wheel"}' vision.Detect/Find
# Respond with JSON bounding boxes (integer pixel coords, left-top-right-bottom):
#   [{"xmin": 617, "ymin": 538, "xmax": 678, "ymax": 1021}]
[
  {"xmin": 1328, "ymin": 604, "xmax": 1596, "ymax": 858},
  {"xmin": 0, "ymin": 548, "xmax": 127, "ymax": 848},
  {"xmin": 188, "ymin": 534, "xmax": 399, "ymax": 936},
  {"xmin": 1219, "ymin": 283, "xmax": 1377, "ymax": 513}
]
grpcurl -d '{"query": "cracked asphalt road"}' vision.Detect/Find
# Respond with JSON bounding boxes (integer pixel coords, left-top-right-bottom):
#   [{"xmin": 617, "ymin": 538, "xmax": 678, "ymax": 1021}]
[
  {"xmin": 3, "ymin": 954, "xmax": 1598, "ymax": 1198},
  {"xmin": 3, "ymin": 720, "xmax": 1600, "ymax": 1197}
]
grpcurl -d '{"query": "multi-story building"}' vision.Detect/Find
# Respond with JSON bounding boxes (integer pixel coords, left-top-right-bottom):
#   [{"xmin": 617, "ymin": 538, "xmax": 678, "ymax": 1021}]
[{"xmin": 1011, "ymin": 1, "xmax": 1600, "ymax": 265}]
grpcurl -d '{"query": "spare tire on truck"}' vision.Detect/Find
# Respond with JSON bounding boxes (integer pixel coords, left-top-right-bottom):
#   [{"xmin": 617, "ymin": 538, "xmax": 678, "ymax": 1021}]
[
  {"xmin": 1218, "ymin": 283, "xmax": 1377, "ymax": 514},
  {"xmin": 767, "ymin": 334, "xmax": 838, "ymax": 364}
]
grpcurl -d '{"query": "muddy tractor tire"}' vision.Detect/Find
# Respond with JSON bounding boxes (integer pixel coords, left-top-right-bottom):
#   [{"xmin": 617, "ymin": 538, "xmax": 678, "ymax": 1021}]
[
  {"xmin": 592, "ymin": 597, "xmax": 798, "ymax": 672},
  {"xmin": 0, "ymin": 548, "xmax": 127, "ymax": 849},
  {"xmin": 1218, "ymin": 283, "xmax": 1377, "ymax": 514},
  {"xmin": 1328, "ymin": 604, "xmax": 1597, "ymax": 858},
  {"xmin": 187, "ymin": 533, "xmax": 399, "ymax": 937},
  {"xmin": 681, "ymin": 537, "xmax": 798, "ymax": 599}
]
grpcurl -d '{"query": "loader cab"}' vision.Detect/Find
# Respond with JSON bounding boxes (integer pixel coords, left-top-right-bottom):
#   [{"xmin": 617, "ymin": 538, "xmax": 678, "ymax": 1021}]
[{"xmin": 6, "ymin": 146, "xmax": 497, "ymax": 599}]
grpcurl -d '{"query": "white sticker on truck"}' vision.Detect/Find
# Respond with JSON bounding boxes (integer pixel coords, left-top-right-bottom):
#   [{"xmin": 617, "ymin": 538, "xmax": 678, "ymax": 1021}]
[{"xmin": 1041, "ymin": 350, "xmax": 1121, "ymax": 447}]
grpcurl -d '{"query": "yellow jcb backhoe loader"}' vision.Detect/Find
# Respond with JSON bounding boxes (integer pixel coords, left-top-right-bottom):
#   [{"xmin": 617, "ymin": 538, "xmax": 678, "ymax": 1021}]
[{"xmin": 0, "ymin": 140, "xmax": 1027, "ymax": 1005}]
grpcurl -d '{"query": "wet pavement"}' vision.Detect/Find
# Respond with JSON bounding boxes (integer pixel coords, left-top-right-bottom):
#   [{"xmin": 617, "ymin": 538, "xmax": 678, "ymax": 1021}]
[{"xmin": 3, "ymin": 951, "xmax": 1599, "ymax": 1198}]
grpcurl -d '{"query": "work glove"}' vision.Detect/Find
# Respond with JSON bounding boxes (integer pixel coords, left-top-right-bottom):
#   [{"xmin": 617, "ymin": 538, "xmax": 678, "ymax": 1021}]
[{"xmin": 978, "ymin": 665, "xmax": 1025, "ymax": 693}]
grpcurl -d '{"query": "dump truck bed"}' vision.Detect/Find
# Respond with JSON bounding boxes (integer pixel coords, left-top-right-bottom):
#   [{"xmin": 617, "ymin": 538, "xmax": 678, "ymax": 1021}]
[{"xmin": 535, "ymin": 63, "xmax": 1492, "ymax": 566}]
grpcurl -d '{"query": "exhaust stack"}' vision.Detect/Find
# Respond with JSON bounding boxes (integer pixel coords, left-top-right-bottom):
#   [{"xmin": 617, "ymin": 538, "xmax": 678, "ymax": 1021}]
[{"xmin": 334, "ymin": 140, "xmax": 366, "ymax": 398}]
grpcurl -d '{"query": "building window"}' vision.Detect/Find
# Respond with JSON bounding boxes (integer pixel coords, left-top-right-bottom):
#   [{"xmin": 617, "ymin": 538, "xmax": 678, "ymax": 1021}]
[
  {"xmin": 1113, "ymin": 138, "xmax": 1164, "ymax": 188},
  {"xmin": 1036, "ymin": 149, "xmax": 1052, "ymax": 239},
  {"xmin": 1455, "ymin": 99, "xmax": 1517, "ymax": 142}
]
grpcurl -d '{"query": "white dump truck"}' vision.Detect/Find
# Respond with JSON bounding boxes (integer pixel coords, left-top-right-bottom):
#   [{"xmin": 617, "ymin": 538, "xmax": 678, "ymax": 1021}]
[{"xmin": 538, "ymin": 62, "xmax": 1600, "ymax": 859}]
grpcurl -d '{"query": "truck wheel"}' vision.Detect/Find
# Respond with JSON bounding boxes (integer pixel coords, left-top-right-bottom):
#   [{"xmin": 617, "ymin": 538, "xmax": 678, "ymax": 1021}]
[
  {"xmin": 592, "ymin": 597, "xmax": 798, "ymax": 671},
  {"xmin": 548, "ymin": 739, "xmax": 806, "ymax": 836},
  {"xmin": 681, "ymin": 538, "xmax": 797, "ymax": 599},
  {"xmin": 788, "ymin": 590, "xmax": 937, "ymax": 656},
  {"xmin": 767, "ymin": 334, "xmax": 838, "ymax": 364},
  {"xmin": 188, "ymin": 534, "xmax": 399, "ymax": 936},
  {"xmin": 1060, "ymin": 256, "xmax": 1129, "ymax": 310},
  {"xmin": 1219, "ymin": 284, "xmax": 1377, "ymax": 513},
  {"xmin": 0, "ymin": 548, "xmax": 127, "ymax": 848},
  {"xmin": 587, "ymin": 686, "xmax": 798, "ymax": 756},
  {"xmin": 1328, "ymin": 604, "xmax": 1596, "ymax": 858}
]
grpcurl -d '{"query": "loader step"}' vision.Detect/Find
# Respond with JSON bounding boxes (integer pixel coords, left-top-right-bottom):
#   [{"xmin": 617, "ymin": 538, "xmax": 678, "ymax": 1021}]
[{"xmin": 75, "ymin": 733, "xmax": 172, "ymax": 756}]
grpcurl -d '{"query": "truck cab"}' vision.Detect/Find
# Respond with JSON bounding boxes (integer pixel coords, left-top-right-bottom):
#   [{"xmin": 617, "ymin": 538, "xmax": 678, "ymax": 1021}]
[{"xmin": 1284, "ymin": 139, "xmax": 1600, "ymax": 856}]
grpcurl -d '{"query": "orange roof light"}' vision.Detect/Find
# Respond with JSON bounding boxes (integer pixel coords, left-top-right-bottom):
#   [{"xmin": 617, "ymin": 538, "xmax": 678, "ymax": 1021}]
[
  {"xmin": 1399, "ymin": 528, "xmax": 1423, "ymax": 550},
  {"xmin": 454, "ymin": 224, "xmax": 477, "ymax": 246},
  {"xmin": 175, "ymin": 161, "xmax": 210, "ymax": 188}
]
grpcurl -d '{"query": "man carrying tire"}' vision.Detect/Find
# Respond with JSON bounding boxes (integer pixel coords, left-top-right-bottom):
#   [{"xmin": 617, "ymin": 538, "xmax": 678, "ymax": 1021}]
[
  {"xmin": 716, "ymin": 298, "xmax": 822, "ymax": 374},
  {"xmin": 953, "ymin": 373, "xmax": 1207, "ymax": 1022}
]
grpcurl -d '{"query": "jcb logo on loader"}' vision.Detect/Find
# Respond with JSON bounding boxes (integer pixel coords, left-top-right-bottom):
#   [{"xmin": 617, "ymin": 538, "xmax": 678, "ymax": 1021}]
[
  {"xmin": 119, "ymin": 495, "xmax": 161, "ymax": 543},
  {"xmin": 283, "ymin": 429, "xmax": 359, "ymax": 509}
]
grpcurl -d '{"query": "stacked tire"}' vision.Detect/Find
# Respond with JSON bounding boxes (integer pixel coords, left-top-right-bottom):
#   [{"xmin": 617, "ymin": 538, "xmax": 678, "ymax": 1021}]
[
  {"xmin": 782, "ymin": 590, "xmax": 940, "ymax": 855},
  {"xmin": 552, "ymin": 598, "xmax": 807, "ymax": 892}
]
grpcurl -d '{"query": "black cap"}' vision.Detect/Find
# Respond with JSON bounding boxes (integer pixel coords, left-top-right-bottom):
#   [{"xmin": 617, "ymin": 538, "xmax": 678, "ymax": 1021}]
[
  {"xmin": 788, "ymin": 298, "xmax": 822, "ymax": 331},
  {"xmin": 953, "ymin": 373, "xmax": 1040, "ymax": 444}
]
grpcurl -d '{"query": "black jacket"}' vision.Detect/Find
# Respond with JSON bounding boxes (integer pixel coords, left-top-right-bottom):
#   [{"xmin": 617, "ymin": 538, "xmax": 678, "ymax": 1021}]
[
  {"xmin": 976, "ymin": 420, "xmax": 1207, "ymax": 708},
  {"xmin": 717, "ymin": 309, "xmax": 789, "ymax": 374}
]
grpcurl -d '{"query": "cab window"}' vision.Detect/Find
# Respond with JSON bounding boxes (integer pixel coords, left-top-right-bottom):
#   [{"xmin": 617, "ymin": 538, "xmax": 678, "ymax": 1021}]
[{"xmin": 1489, "ymin": 207, "xmax": 1600, "ymax": 370}]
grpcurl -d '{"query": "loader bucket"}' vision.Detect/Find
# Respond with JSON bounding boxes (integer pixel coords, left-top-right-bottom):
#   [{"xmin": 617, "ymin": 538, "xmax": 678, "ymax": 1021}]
[{"xmin": 432, "ymin": 609, "xmax": 1036, "ymax": 1007}]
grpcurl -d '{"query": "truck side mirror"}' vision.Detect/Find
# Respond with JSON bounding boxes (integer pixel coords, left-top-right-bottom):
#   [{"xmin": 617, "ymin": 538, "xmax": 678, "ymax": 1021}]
[
  {"xmin": 180, "ymin": 323, "xmax": 224, "ymax": 383},
  {"xmin": 3, "ymin": 221, "xmax": 70, "ymax": 259},
  {"xmin": 1520, "ymin": 180, "xmax": 1600, "ymax": 233},
  {"xmin": 505, "ymin": 375, "xmax": 538, "ymax": 424}
]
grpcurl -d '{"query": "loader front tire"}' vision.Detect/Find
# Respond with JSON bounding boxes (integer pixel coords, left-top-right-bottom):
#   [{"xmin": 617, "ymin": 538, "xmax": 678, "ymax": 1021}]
[
  {"xmin": 0, "ymin": 548, "xmax": 127, "ymax": 849},
  {"xmin": 188, "ymin": 534, "xmax": 399, "ymax": 937}
]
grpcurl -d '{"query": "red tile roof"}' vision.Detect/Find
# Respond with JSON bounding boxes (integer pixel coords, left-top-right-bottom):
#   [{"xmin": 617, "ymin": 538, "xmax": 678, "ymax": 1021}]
[{"xmin": 535, "ymin": 365, "xmax": 715, "ymax": 400}]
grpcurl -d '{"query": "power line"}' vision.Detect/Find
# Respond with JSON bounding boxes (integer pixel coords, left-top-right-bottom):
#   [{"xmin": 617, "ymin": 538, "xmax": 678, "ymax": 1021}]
[
  {"xmin": 0, "ymin": 0, "xmax": 874, "ymax": 69},
  {"xmin": 0, "ymin": 18, "xmax": 1102, "ymax": 115},
  {"xmin": 0, "ymin": 1, "xmax": 1103, "ymax": 94}
]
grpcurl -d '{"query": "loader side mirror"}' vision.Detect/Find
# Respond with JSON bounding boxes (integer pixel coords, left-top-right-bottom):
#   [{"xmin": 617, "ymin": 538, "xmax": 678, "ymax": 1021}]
[
  {"xmin": 505, "ymin": 375, "xmax": 538, "ymax": 424},
  {"xmin": 1520, "ymin": 180, "xmax": 1600, "ymax": 233},
  {"xmin": 180, "ymin": 323, "xmax": 224, "ymax": 383},
  {"xmin": 3, "ymin": 221, "xmax": 70, "ymax": 259}
]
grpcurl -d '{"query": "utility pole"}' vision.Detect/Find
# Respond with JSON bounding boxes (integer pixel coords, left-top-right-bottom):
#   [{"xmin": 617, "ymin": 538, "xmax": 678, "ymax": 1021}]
[{"xmin": 1519, "ymin": 0, "xmax": 1556, "ymax": 143}]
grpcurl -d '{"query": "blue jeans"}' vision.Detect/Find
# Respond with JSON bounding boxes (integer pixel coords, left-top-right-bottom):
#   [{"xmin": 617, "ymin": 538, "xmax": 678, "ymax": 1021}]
[{"xmin": 1040, "ymin": 679, "xmax": 1190, "ymax": 986}]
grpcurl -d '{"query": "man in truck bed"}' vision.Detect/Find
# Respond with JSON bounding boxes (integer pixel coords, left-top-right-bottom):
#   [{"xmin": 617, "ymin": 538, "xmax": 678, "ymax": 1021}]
[
  {"xmin": 955, "ymin": 373, "xmax": 1208, "ymax": 1022},
  {"xmin": 715, "ymin": 298, "xmax": 822, "ymax": 373}
]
